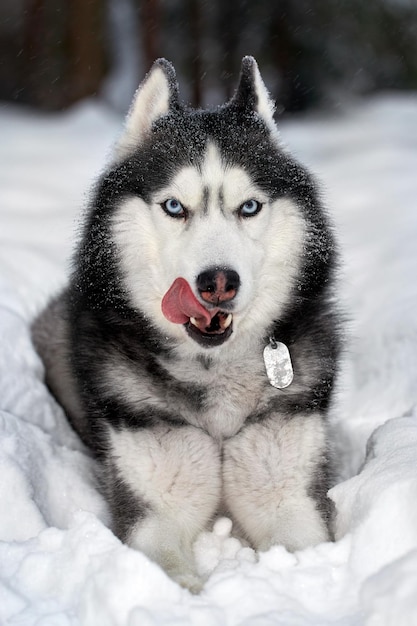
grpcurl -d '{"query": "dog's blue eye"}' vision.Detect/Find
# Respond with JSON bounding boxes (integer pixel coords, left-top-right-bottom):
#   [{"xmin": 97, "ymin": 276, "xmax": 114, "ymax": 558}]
[
  {"xmin": 239, "ymin": 200, "xmax": 262, "ymax": 217},
  {"xmin": 162, "ymin": 199, "xmax": 186, "ymax": 218}
]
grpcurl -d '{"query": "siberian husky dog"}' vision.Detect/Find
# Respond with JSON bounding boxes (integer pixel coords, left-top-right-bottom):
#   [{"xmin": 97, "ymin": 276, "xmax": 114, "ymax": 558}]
[{"xmin": 33, "ymin": 57, "xmax": 341, "ymax": 591}]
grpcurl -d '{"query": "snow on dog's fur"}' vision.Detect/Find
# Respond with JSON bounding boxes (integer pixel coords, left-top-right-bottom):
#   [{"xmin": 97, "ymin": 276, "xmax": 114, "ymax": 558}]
[{"xmin": 32, "ymin": 57, "xmax": 341, "ymax": 592}]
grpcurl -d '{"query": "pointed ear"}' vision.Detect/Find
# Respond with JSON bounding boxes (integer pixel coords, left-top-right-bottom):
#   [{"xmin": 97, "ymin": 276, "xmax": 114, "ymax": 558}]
[
  {"xmin": 115, "ymin": 59, "xmax": 179, "ymax": 160},
  {"xmin": 231, "ymin": 56, "xmax": 279, "ymax": 140}
]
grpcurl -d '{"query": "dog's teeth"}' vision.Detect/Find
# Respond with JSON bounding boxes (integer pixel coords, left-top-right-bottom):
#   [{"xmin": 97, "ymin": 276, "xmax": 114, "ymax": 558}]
[
  {"xmin": 223, "ymin": 314, "xmax": 233, "ymax": 329},
  {"xmin": 190, "ymin": 317, "xmax": 198, "ymax": 327}
]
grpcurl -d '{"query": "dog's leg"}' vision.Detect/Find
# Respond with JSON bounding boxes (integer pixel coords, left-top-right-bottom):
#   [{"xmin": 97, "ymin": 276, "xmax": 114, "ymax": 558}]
[
  {"xmin": 222, "ymin": 414, "xmax": 332, "ymax": 552},
  {"xmin": 31, "ymin": 292, "xmax": 88, "ymax": 442},
  {"xmin": 106, "ymin": 424, "xmax": 221, "ymax": 592}
]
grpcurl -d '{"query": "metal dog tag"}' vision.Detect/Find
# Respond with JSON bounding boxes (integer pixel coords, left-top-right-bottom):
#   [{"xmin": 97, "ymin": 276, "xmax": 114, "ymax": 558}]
[{"xmin": 263, "ymin": 338, "xmax": 294, "ymax": 389}]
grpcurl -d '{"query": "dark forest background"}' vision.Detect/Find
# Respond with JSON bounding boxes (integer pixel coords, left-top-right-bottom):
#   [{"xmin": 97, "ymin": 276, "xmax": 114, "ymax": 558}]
[{"xmin": 1, "ymin": 0, "xmax": 417, "ymax": 114}]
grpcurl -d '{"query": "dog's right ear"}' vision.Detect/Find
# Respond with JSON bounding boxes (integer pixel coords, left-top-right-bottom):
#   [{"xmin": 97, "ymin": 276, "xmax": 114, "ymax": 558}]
[
  {"xmin": 115, "ymin": 59, "xmax": 179, "ymax": 160},
  {"xmin": 231, "ymin": 57, "xmax": 280, "ymax": 144}
]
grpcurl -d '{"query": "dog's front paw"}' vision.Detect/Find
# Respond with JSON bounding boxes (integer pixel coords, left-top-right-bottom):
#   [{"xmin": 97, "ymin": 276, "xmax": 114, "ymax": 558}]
[
  {"xmin": 172, "ymin": 569, "xmax": 204, "ymax": 594},
  {"xmin": 158, "ymin": 550, "xmax": 205, "ymax": 593}
]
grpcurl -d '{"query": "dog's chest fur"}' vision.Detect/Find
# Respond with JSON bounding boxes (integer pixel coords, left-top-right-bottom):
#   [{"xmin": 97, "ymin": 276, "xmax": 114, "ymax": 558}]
[
  {"xmin": 102, "ymin": 340, "xmax": 270, "ymax": 440},
  {"xmin": 163, "ymin": 349, "xmax": 268, "ymax": 439}
]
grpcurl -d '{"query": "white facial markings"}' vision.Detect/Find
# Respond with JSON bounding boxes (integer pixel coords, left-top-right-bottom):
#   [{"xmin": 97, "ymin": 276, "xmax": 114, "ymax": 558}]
[
  {"xmin": 111, "ymin": 142, "xmax": 306, "ymax": 351},
  {"xmin": 151, "ymin": 144, "xmax": 270, "ymax": 312},
  {"xmin": 199, "ymin": 143, "xmax": 269, "ymax": 217},
  {"xmin": 154, "ymin": 166, "xmax": 206, "ymax": 214},
  {"xmin": 237, "ymin": 196, "xmax": 306, "ymax": 337},
  {"xmin": 154, "ymin": 143, "xmax": 267, "ymax": 220},
  {"xmin": 111, "ymin": 196, "xmax": 185, "ymax": 340}
]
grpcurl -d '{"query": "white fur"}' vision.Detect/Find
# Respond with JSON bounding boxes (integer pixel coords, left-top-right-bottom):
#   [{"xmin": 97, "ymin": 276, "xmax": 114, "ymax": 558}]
[
  {"xmin": 223, "ymin": 414, "xmax": 329, "ymax": 550},
  {"xmin": 100, "ymin": 340, "xmax": 273, "ymax": 440},
  {"xmin": 111, "ymin": 142, "xmax": 305, "ymax": 358},
  {"xmin": 250, "ymin": 59, "xmax": 281, "ymax": 145},
  {"xmin": 109, "ymin": 425, "xmax": 221, "ymax": 589},
  {"xmin": 115, "ymin": 65, "xmax": 170, "ymax": 160},
  {"xmin": 108, "ymin": 411, "xmax": 328, "ymax": 590}
]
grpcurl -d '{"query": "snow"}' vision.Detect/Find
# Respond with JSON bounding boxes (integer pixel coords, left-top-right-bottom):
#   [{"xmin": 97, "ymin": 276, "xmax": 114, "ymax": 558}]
[{"xmin": 1, "ymin": 93, "xmax": 417, "ymax": 625}]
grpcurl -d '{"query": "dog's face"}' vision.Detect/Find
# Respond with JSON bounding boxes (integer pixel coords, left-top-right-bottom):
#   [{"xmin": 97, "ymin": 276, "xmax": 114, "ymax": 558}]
[{"xmin": 109, "ymin": 58, "xmax": 307, "ymax": 353}]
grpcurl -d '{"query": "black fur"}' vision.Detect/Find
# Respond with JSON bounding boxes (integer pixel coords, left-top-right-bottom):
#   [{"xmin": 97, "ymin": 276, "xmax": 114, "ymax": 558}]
[{"xmin": 104, "ymin": 462, "xmax": 149, "ymax": 542}]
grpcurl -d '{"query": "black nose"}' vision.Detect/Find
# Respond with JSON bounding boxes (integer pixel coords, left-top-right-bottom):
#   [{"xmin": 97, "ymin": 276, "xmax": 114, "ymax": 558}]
[{"xmin": 197, "ymin": 268, "xmax": 240, "ymax": 304}]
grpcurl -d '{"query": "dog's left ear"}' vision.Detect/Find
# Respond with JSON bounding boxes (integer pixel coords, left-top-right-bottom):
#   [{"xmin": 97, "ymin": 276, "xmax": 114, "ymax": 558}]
[
  {"xmin": 115, "ymin": 58, "xmax": 179, "ymax": 160},
  {"xmin": 231, "ymin": 57, "xmax": 279, "ymax": 141}
]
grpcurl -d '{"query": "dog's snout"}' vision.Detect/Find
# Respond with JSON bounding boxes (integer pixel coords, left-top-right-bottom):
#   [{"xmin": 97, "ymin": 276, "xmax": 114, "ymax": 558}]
[{"xmin": 197, "ymin": 268, "xmax": 240, "ymax": 304}]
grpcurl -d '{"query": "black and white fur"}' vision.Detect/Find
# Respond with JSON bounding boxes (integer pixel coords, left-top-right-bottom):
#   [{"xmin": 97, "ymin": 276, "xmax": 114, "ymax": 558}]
[{"xmin": 33, "ymin": 57, "xmax": 341, "ymax": 592}]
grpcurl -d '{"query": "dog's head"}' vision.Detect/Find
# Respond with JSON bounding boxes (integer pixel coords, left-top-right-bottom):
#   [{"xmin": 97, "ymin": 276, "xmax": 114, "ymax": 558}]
[{"xmin": 89, "ymin": 58, "xmax": 332, "ymax": 353}]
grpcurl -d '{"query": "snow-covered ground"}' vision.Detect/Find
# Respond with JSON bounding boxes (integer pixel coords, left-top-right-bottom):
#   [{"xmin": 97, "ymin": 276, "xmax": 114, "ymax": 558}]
[{"xmin": 1, "ymin": 94, "xmax": 417, "ymax": 625}]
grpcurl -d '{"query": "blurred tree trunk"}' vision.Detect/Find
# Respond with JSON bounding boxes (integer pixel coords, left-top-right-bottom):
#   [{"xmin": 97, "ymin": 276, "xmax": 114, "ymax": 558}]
[
  {"xmin": 67, "ymin": 0, "xmax": 107, "ymax": 103},
  {"xmin": 269, "ymin": 2, "xmax": 300, "ymax": 111},
  {"xmin": 21, "ymin": 0, "xmax": 107, "ymax": 109},
  {"xmin": 139, "ymin": 0, "xmax": 161, "ymax": 72},
  {"xmin": 269, "ymin": 0, "xmax": 318, "ymax": 112},
  {"xmin": 218, "ymin": 0, "xmax": 246, "ymax": 100},
  {"xmin": 188, "ymin": 0, "xmax": 202, "ymax": 107},
  {"xmin": 2, "ymin": 0, "xmax": 416, "ymax": 113}
]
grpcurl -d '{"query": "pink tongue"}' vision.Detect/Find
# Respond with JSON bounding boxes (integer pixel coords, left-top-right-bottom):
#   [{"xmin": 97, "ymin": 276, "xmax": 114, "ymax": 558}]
[{"xmin": 161, "ymin": 277, "xmax": 213, "ymax": 326}]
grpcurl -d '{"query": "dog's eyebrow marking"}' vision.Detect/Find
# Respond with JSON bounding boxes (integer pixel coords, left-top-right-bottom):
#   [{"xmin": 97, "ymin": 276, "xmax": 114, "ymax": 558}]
[
  {"xmin": 201, "ymin": 186, "xmax": 209, "ymax": 216},
  {"xmin": 218, "ymin": 187, "xmax": 226, "ymax": 216}
]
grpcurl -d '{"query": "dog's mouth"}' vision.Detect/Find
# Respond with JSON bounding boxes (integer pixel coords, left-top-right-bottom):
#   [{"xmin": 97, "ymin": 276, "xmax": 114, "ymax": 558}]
[
  {"xmin": 161, "ymin": 277, "xmax": 234, "ymax": 348},
  {"xmin": 185, "ymin": 310, "xmax": 233, "ymax": 347}
]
